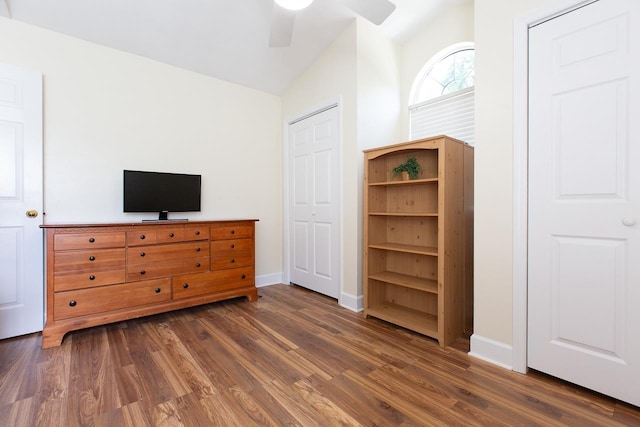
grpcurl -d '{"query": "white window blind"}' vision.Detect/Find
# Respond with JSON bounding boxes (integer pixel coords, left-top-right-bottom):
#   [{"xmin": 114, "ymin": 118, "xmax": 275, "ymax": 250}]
[{"xmin": 409, "ymin": 87, "xmax": 475, "ymax": 145}]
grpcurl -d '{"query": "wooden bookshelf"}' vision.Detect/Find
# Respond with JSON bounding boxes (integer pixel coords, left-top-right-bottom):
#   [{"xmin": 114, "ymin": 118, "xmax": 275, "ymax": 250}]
[{"xmin": 363, "ymin": 135, "xmax": 474, "ymax": 347}]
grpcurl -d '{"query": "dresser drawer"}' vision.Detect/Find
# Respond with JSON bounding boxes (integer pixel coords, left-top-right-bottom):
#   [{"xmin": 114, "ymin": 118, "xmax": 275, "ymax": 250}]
[
  {"xmin": 53, "ymin": 278, "xmax": 171, "ymax": 320},
  {"xmin": 54, "ymin": 232, "xmax": 125, "ymax": 251},
  {"xmin": 210, "ymin": 224, "xmax": 253, "ymax": 240},
  {"xmin": 127, "ymin": 230, "xmax": 159, "ymax": 246},
  {"xmin": 54, "ymin": 268, "xmax": 125, "ymax": 292},
  {"xmin": 210, "ymin": 238, "xmax": 252, "ymax": 270},
  {"xmin": 128, "ymin": 241, "xmax": 209, "ymax": 264},
  {"xmin": 172, "ymin": 267, "xmax": 254, "ymax": 299},
  {"xmin": 210, "ymin": 254, "xmax": 252, "ymax": 270},
  {"xmin": 126, "ymin": 226, "xmax": 204, "ymax": 246},
  {"xmin": 156, "ymin": 227, "xmax": 185, "ymax": 243},
  {"xmin": 53, "ymin": 248, "xmax": 125, "ymax": 272},
  {"xmin": 127, "ymin": 257, "xmax": 209, "ymax": 282},
  {"xmin": 210, "ymin": 238, "xmax": 252, "ymax": 254},
  {"xmin": 185, "ymin": 226, "xmax": 209, "ymax": 241}
]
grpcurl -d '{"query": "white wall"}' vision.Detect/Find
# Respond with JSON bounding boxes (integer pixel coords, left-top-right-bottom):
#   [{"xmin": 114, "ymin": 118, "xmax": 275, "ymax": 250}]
[
  {"xmin": 282, "ymin": 22, "xmax": 359, "ymax": 306},
  {"xmin": 473, "ymin": 0, "xmax": 554, "ymax": 361},
  {"xmin": 282, "ymin": 19, "xmax": 403, "ymax": 308},
  {"xmin": 356, "ymin": 19, "xmax": 402, "ymax": 297},
  {"xmin": 0, "ymin": 17, "xmax": 283, "ymax": 281}
]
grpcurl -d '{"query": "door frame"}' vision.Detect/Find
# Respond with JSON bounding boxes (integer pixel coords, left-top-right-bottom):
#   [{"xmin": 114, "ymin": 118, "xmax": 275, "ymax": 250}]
[
  {"xmin": 283, "ymin": 98, "xmax": 343, "ymax": 301},
  {"xmin": 512, "ymin": 0, "xmax": 599, "ymax": 373}
]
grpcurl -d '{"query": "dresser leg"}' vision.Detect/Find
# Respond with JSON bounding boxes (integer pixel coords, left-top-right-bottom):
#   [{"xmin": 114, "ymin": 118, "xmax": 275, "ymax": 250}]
[
  {"xmin": 247, "ymin": 289, "xmax": 259, "ymax": 302},
  {"xmin": 41, "ymin": 326, "xmax": 65, "ymax": 349}
]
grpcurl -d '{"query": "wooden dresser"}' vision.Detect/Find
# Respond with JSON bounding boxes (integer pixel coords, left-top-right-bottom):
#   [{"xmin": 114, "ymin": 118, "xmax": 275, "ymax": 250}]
[{"xmin": 41, "ymin": 219, "xmax": 258, "ymax": 348}]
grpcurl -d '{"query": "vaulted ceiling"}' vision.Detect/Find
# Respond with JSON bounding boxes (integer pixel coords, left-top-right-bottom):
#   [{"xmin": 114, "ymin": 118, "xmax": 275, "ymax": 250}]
[{"xmin": 1, "ymin": 0, "xmax": 466, "ymax": 94}]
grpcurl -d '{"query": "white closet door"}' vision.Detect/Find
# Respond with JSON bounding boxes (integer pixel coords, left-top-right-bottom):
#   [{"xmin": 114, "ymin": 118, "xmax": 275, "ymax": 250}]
[
  {"xmin": 0, "ymin": 62, "xmax": 44, "ymax": 339},
  {"xmin": 528, "ymin": 0, "xmax": 640, "ymax": 406},
  {"xmin": 288, "ymin": 106, "xmax": 340, "ymax": 299}
]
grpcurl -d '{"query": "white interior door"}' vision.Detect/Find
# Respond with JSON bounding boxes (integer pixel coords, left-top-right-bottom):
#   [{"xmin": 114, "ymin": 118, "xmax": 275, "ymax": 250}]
[
  {"xmin": 528, "ymin": 0, "xmax": 640, "ymax": 406},
  {"xmin": 0, "ymin": 64, "xmax": 44, "ymax": 339},
  {"xmin": 288, "ymin": 106, "xmax": 340, "ymax": 299},
  {"xmin": 0, "ymin": 62, "xmax": 44, "ymax": 339}
]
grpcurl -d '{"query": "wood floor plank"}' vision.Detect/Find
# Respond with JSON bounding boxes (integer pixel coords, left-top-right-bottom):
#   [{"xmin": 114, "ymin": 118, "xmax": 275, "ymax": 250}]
[
  {"xmin": 66, "ymin": 328, "xmax": 121, "ymax": 426},
  {"xmin": 306, "ymin": 372, "xmax": 413, "ymax": 426},
  {"xmin": 121, "ymin": 400, "xmax": 153, "ymax": 427},
  {"xmin": 173, "ymin": 392, "xmax": 216, "ymax": 427},
  {"xmin": 198, "ymin": 393, "xmax": 245, "ymax": 426},
  {"xmin": 0, "ymin": 284, "xmax": 638, "ymax": 426},
  {"xmin": 291, "ymin": 376, "xmax": 361, "ymax": 426},
  {"xmin": 153, "ymin": 321, "xmax": 218, "ymax": 399},
  {"xmin": 150, "ymin": 400, "xmax": 185, "ymax": 427},
  {"xmin": 0, "ymin": 334, "xmax": 39, "ymax": 405},
  {"xmin": 121, "ymin": 325, "xmax": 179, "ymax": 408}
]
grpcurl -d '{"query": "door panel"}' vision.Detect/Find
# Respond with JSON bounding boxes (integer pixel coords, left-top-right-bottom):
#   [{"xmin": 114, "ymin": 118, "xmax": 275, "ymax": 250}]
[
  {"xmin": 528, "ymin": 0, "xmax": 639, "ymax": 406},
  {"xmin": 555, "ymin": 82, "xmax": 626, "ymax": 198},
  {"xmin": 313, "ymin": 221, "xmax": 332, "ymax": 279},
  {"xmin": 289, "ymin": 106, "xmax": 340, "ymax": 298},
  {"xmin": 0, "ymin": 62, "xmax": 44, "ymax": 339},
  {"xmin": 293, "ymin": 221, "xmax": 309, "ymax": 273},
  {"xmin": 551, "ymin": 236, "xmax": 625, "ymax": 357}
]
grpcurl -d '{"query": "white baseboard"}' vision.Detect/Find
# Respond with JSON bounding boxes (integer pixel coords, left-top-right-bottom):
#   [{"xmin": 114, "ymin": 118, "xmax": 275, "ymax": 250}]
[
  {"xmin": 255, "ymin": 273, "xmax": 284, "ymax": 288},
  {"xmin": 339, "ymin": 291, "xmax": 362, "ymax": 313},
  {"xmin": 469, "ymin": 334, "xmax": 513, "ymax": 370}
]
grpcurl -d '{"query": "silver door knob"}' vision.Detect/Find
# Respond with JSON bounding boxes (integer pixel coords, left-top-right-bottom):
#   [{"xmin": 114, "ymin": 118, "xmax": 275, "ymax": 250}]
[
  {"xmin": 26, "ymin": 209, "xmax": 38, "ymax": 218},
  {"xmin": 622, "ymin": 217, "xmax": 636, "ymax": 227}
]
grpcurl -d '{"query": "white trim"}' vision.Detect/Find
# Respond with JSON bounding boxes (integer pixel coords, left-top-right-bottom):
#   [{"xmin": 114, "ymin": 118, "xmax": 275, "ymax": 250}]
[
  {"xmin": 288, "ymin": 103, "xmax": 338, "ymax": 125},
  {"xmin": 283, "ymin": 97, "xmax": 343, "ymax": 299},
  {"xmin": 339, "ymin": 290, "xmax": 362, "ymax": 313},
  {"xmin": 512, "ymin": 0, "xmax": 598, "ymax": 375},
  {"xmin": 256, "ymin": 273, "xmax": 284, "ymax": 288},
  {"xmin": 469, "ymin": 334, "xmax": 513, "ymax": 370}
]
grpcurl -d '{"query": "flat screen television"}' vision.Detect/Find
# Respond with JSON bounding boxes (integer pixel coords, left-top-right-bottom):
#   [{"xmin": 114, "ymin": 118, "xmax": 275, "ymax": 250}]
[{"xmin": 123, "ymin": 170, "xmax": 201, "ymax": 221}]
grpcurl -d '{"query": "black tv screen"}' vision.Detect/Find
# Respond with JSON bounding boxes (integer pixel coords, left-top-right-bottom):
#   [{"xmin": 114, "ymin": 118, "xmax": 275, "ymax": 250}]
[{"xmin": 123, "ymin": 170, "xmax": 201, "ymax": 220}]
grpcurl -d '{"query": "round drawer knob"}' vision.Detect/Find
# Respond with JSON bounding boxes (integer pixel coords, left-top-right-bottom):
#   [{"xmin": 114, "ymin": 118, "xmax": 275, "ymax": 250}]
[
  {"xmin": 231, "ymin": 244, "xmax": 235, "ymax": 249},
  {"xmin": 69, "ymin": 300, "xmax": 77, "ymax": 307},
  {"xmin": 140, "ymin": 252, "xmax": 145, "ymax": 257},
  {"xmin": 196, "ymin": 247, "xmax": 201, "ymax": 252},
  {"xmin": 195, "ymin": 231, "xmax": 200, "ymax": 235},
  {"xmin": 89, "ymin": 256, "xmax": 95, "ymax": 261},
  {"xmin": 196, "ymin": 263, "xmax": 201, "ymax": 267},
  {"xmin": 140, "ymin": 270, "xmax": 146, "ymax": 275},
  {"xmin": 183, "ymin": 283, "xmax": 189, "ymax": 289},
  {"xmin": 89, "ymin": 238, "xmax": 95, "ymax": 243},
  {"xmin": 169, "ymin": 233, "xmax": 174, "ymax": 237},
  {"xmin": 89, "ymin": 275, "xmax": 95, "ymax": 280},
  {"xmin": 241, "ymin": 274, "xmax": 246, "ymax": 279},
  {"xmin": 155, "ymin": 288, "xmax": 161, "ymax": 293},
  {"xmin": 231, "ymin": 259, "xmax": 236, "ymax": 263},
  {"xmin": 140, "ymin": 235, "xmax": 146, "ymax": 240},
  {"xmin": 231, "ymin": 230, "xmax": 236, "ymax": 235}
]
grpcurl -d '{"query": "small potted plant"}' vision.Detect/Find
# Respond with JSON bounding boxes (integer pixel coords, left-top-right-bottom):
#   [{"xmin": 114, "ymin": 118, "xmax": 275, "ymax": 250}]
[{"xmin": 392, "ymin": 157, "xmax": 422, "ymax": 180}]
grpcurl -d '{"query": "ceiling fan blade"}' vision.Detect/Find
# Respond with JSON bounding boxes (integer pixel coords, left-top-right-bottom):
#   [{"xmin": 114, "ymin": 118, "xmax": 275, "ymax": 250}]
[
  {"xmin": 342, "ymin": 0, "xmax": 396, "ymax": 25},
  {"xmin": 269, "ymin": 4, "xmax": 296, "ymax": 48}
]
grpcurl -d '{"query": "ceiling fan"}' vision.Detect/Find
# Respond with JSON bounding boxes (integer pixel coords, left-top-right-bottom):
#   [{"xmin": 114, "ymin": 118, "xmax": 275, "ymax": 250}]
[{"xmin": 269, "ymin": 0, "xmax": 396, "ymax": 47}]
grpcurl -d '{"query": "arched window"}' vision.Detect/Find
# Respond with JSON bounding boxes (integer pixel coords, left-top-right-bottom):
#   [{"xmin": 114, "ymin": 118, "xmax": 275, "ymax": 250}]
[{"xmin": 409, "ymin": 42, "xmax": 475, "ymax": 145}]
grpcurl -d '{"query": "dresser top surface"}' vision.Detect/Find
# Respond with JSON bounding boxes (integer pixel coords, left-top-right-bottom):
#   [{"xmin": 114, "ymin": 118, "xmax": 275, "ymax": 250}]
[{"xmin": 41, "ymin": 219, "xmax": 258, "ymax": 229}]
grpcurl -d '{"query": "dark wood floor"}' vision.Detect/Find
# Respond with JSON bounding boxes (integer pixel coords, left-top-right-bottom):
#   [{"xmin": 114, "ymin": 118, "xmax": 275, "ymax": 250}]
[{"xmin": 1, "ymin": 284, "xmax": 638, "ymax": 426}]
